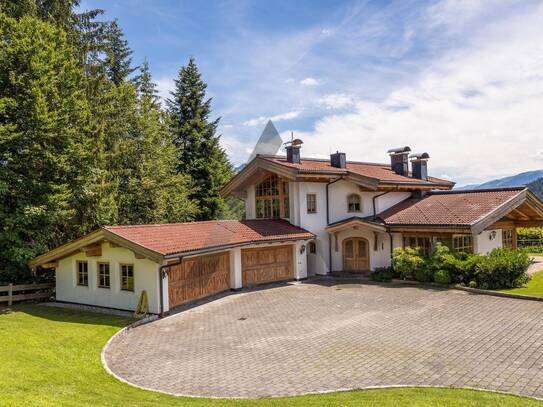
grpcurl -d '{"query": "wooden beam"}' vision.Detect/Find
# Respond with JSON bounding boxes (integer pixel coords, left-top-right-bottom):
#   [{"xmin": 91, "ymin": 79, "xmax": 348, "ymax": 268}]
[
  {"xmin": 510, "ymin": 208, "xmax": 530, "ymax": 220},
  {"xmin": 41, "ymin": 261, "xmax": 58, "ymax": 269},
  {"xmin": 82, "ymin": 243, "xmax": 102, "ymax": 257},
  {"xmin": 134, "ymin": 252, "xmax": 146, "ymax": 259}
]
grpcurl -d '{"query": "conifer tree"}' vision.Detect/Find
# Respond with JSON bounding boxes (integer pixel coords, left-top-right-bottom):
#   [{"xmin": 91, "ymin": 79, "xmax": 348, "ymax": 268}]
[
  {"xmin": 104, "ymin": 20, "xmax": 135, "ymax": 85},
  {"xmin": 167, "ymin": 58, "xmax": 233, "ymax": 220},
  {"xmin": 119, "ymin": 61, "xmax": 198, "ymax": 224},
  {"xmin": 0, "ymin": 14, "xmax": 89, "ymax": 282}
]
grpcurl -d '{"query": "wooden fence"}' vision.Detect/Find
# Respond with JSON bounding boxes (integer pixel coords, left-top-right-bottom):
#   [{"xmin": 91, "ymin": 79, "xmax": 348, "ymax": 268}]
[{"xmin": 0, "ymin": 283, "xmax": 54, "ymax": 306}]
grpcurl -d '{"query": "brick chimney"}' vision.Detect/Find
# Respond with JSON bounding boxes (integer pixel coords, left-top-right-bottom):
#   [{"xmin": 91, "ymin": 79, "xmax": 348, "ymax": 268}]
[
  {"xmin": 330, "ymin": 151, "xmax": 346, "ymax": 168},
  {"xmin": 410, "ymin": 153, "xmax": 430, "ymax": 181},
  {"xmin": 387, "ymin": 146, "xmax": 411, "ymax": 176}
]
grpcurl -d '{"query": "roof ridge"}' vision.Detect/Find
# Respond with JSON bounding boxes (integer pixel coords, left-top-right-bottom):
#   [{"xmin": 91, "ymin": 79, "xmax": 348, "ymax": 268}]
[
  {"xmin": 104, "ymin": 220, "xmax": 240, "ymax": 229},
  {"xmin": 259, "ymin": 154, "xmax": 390, "ymax": 167}
]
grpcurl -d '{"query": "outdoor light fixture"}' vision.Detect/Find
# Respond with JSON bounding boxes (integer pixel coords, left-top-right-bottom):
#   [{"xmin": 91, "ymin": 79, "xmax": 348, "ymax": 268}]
[
  {"xmin": 489, "ymin": 231, "xmax": 497, "ymax": 240},
  {"xmin": 300, "ymin": 244, "xmax": 306, "ymax": 254}
]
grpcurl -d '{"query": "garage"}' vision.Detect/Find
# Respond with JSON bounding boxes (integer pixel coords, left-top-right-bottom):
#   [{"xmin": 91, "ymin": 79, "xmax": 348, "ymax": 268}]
[
  {"xmin": 241, "ymin": 245, "xmax": 294, "ymax": 286},
  {"xmin": 168, "ymin": 251, "xmax": 230, "ymax": 308}
]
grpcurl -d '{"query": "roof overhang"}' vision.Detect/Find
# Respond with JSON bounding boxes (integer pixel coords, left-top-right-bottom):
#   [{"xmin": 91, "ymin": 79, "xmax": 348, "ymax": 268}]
[
  {"xmin": 28, "ymin": 228, "xmax": 164, "ymax": 269},
  {"xmin": 326, "ymin": 217, "xmax": 387, "ymax": 234}
]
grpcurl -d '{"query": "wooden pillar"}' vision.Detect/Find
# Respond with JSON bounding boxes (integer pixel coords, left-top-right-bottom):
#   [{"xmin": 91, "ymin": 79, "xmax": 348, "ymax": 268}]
[
  {"xmin": 512, "ymin": 228, "xmax": 518, "ymax": 250},
  {"xmin": 8, "ymin": 283, "xmax": 13, "ymax": 306}
]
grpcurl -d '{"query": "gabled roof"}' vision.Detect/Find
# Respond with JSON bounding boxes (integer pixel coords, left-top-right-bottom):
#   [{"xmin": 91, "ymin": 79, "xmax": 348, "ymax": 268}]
[
  {"xmin": 29, "ymin": 220, "xmax": 314, "ymax": 267},
  {"xmin": 105, "ymin": 219, "xmax": 313, "ymax": 257},
  {"xmin": 221, "ymin": 155, "xmax": 454, "ymax": 197},
  {"xmin": 378, "ymin": 187, "xmax": 543, "ymax": 233}
]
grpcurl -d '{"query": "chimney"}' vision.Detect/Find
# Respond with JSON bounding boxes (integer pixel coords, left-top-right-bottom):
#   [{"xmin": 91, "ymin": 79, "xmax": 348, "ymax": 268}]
[
  {"xmin": 387, "ymin": 146, "xmax": 411, "ymax": 176},
  {"xmin": 410, "ymin": 153, "xmax": 430, "ymax": 180},
  {"xmin": 285, "ymin": 137, "xmax": 303, "ymax": 164},
  {"xmin": 330, "ymin": 151, "xmax": 346, "ymax": 168}
]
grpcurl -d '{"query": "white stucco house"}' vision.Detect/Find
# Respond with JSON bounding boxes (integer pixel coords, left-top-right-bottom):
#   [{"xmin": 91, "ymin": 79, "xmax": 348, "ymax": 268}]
[{"xmin": 30, "ymin": 140, "xmax": 543, "ymax": 315}]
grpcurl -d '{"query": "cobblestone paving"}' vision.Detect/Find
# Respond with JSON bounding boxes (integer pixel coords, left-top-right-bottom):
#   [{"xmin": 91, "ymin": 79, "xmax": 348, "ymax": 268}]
[{"xmin": 104, "ymin": 281, "xmax": 543, "ymax": 398}]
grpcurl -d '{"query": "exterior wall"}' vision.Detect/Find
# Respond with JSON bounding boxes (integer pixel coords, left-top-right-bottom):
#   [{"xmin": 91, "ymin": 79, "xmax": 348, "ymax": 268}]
[
  {"xmin": 245, "ymin": 185, "xmax": 256, "ymax": 219},
  {"xmin": 294, "ymin": 241, "xmax": 308, "ymax": 280},
  {"xmin": 331, "ymin": 229, "xmax": 392, "ymax": 271},
  {"xmin": 55, "ymin": 242, "xmax": 161, "ymax": 314},
  {"xmin": 297, "ymin": 182, "xmax": 330, "ymax": 275},
  {"xmin": 328, "ymin": 180, "xmax": 411, "ymax": 224},
  {"xmin": 476, "ymin": 229, "xmax": 503, "ymax": 255}
]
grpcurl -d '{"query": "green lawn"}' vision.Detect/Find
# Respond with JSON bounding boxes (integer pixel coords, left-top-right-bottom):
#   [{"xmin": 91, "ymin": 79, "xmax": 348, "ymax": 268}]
[
  {"xmin": 498, "ymin": 271, "xmax": 543, "ymax": 297},
  {"xmin": 1, "ymin": 304, "xmax": 541, "ymax": 407}
]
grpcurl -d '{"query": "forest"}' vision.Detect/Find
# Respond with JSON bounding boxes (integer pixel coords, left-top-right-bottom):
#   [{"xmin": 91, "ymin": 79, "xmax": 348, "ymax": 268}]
[{"xmin": 0, "ymin": 1, "xmax": 242, "ymax": 283}]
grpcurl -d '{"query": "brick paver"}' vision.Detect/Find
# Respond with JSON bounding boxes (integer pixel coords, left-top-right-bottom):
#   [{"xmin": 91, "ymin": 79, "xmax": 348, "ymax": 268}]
[{"xmin": 104, "ymin": 281, "xmax": 543, "ymax": 398}]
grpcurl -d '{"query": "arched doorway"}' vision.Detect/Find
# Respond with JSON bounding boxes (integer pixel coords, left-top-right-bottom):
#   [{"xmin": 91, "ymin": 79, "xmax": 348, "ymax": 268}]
[{"xmin": 343, "ymin": 237, "xmax": 369, "ymax": 272}]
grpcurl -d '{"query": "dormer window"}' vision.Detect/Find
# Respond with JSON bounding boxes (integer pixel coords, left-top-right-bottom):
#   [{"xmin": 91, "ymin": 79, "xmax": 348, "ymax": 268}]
[
  {"xmin": 255, "ymin": 174, "xmax": 289, "ymax": 219},
  {"xmin": 347, "ymin": 194, "xmax": 361, "ymax": 212}
]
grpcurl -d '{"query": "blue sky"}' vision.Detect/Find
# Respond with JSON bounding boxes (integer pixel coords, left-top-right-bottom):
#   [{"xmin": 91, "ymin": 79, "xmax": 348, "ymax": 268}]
[{"xmin": 80, "ymin": 0, "xmax": 543, "ymax": 185}]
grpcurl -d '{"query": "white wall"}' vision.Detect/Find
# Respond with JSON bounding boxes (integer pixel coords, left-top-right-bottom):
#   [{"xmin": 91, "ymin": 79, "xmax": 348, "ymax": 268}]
[
  {"xmin": 328, "ymin": 180, "xmax": 411, "ymax": 224},
  {"xmin": 476, "ymin": 229, "xmax": 503, "ymax": 255},
  {"xmin": 56, "ymin": 242, "xmax": 161, "ymax": 314},
  {"xmin": 245, "ymin": 185, "xmax": 256, "ymax": 219},
  {"xmin": 331, "ymin": 229, "xmax": 392, "ymax": 271}
]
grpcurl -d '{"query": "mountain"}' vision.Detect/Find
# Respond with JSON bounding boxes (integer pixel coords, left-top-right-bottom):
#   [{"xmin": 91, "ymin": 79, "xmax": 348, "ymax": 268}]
[
  {"xmin": 528, "ymin": 177, "xmax": 543, "ymax": 200},
  {"xmin": 456, "ymin": 170, "xmax": 543, "ymax": 191}
]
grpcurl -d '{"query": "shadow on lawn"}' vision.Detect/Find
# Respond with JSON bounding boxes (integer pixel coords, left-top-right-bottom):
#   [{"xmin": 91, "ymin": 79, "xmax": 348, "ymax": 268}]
[{"xmin": 1, "ymin": 303, "xmax": 131, "ymax": 328}]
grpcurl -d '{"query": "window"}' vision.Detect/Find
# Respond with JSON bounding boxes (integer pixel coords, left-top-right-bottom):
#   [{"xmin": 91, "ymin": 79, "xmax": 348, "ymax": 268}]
[
  {"xmin": 76, "ymin": 261, "xmax": 88, "ymax": 286},
  {"xmin": 453, "ymin": 235, "xmax": 473, "ymax": 253},
  {"xmin": 121, "ymin": 264, "xmax": 134, "ymax": 292},
  {"xmin": 255, "ymin": 175, "xmax": 289, "ymax": 219},
  {"xmin": 309, "ymin": 241, "xmax": 316, "ymax": 254},
  {"xmin": 502, "ymin": 229, "xmax": 514, "ymax": 248},
  {"xmin": 347, "ymin": 194, "xmax": 361, "ymax": 212},
  {"xmin": 98, "ymin": 262, "xmax": 110, "ymax": 288},
  {"xmin": 403, "ymin": 236, "xmax": 432, "ymax": 255},
  {"xmin": 306, "ymin": 193, "xmax": 317, "ymax": 214}
]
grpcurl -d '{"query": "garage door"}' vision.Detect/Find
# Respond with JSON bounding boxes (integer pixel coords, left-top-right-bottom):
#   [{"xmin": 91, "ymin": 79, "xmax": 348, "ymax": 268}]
[
  {"xmin": 168, "ymin": 252, "xmax": 230, "ymax": 308},
  {"xmin": 242, "ymin": 245, "xmax": 294, "ymax": 286}
]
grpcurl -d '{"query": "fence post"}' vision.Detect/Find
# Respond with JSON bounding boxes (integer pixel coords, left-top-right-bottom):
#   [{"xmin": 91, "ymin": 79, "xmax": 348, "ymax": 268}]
[{"xmin": 8, "ymin": 283, "xmax": 13, "ymax": 306}]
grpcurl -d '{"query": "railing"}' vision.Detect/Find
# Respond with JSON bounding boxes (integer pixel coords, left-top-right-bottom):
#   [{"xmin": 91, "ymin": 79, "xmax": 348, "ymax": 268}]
[
  {"xmin": 518, "ymin": 238, "xmax": 543, "ymax": 247},
  {"xmin": 0, "ymin": 283, "xmax": 54, "ymax": 306}
]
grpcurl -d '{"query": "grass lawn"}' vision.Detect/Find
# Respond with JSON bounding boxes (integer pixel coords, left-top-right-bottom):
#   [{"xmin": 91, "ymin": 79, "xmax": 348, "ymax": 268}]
[
  {"xmin": 498, "ymin": 271, "xmax": 543, "ymax": 297},
  {"xmin": 1, "ymin": 304, "xmax": 541, "ymax": 407}
]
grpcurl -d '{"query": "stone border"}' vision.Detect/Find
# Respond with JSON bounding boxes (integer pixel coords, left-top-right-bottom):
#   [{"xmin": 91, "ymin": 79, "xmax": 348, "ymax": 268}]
[{"xmin": 454, "ymin": 285, "xmax": 543, "ymax": 302}]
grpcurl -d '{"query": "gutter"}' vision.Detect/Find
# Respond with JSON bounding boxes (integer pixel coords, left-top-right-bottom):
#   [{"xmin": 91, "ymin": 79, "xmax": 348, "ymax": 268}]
[{"xmin": 158, "ymin": 257, "xmax": 183, "ymax": 317}]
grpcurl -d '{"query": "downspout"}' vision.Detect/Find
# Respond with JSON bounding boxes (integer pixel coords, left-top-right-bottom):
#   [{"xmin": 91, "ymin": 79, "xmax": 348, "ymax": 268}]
[
  {"xmin": 326, "ymin": 176, "xmax": 344, "ymax": 273},
  {"xmin": 158, "ymin": 257, "xmax": 183, "ymax": 317}
]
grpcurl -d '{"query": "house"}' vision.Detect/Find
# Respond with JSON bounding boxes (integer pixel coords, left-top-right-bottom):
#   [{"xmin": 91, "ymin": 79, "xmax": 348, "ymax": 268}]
[{"xmin": 30, "ymin": 141, "xmax": 543, "ymax": 314}]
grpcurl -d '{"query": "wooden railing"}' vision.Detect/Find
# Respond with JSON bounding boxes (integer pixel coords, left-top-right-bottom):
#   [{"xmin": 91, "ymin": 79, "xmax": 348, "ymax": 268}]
[{"xmin": 0, "ymin": 283, "xmax": 54, "ymax": 306}]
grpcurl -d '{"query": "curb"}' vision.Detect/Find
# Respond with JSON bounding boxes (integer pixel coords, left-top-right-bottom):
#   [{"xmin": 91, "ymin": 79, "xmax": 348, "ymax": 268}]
[{"xmin": 454, "ymin": 285, "xmax": 543, "ymax": 302}]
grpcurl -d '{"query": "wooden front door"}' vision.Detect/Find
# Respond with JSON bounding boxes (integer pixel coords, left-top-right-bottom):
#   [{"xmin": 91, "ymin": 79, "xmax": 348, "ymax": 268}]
[
  {"xmin": 242, "ymin": 245, "xmax": 294, "ymax": 286},
  {"xmin": 168, "ymin": 251, "xmax": 230, "ymax": 308},
  {"xmin": 343, "ymin": 238, "xmax": 369, "ymax": 272}
]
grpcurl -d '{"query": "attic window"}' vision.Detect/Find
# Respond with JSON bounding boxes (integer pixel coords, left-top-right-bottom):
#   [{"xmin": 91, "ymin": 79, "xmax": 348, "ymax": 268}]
[
  {"xmin": 347, "ymin": 194, "xmax": 361, "ymax": 212},
  {"xmin": 255, "ymin": 175, "xmax": 289, "ymax": 219}
]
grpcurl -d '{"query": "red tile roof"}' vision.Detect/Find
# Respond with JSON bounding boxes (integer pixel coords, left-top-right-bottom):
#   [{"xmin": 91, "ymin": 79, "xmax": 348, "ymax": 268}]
[
  {"xmin": 105, "ymin": 219, "xmax": 313, "ymax": 256},
  {"xmin": 262, "ymin": 156, "xmax": 453, "ymax": 186},
  {"xmin": 379, "ymin": 188, "xmax": 525, "ymax": 226}
]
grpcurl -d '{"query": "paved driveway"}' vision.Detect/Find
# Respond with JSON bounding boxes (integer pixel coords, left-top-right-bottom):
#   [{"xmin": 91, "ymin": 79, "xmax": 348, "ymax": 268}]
[{"xmin": 104, "ymin": 281, "xmax": 543, "ymax": 399}]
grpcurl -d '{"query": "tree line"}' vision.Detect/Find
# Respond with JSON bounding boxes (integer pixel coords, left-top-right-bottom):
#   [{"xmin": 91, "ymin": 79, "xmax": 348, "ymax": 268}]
[{"xmin": 0, "ymin": 1, "xmax": 242, "ymax": 282}]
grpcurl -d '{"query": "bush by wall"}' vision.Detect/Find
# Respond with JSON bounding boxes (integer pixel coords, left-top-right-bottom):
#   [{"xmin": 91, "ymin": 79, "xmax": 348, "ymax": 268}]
[{"xmin": 392, "ymin": 244, "xmax": 531, "ymax": 289}]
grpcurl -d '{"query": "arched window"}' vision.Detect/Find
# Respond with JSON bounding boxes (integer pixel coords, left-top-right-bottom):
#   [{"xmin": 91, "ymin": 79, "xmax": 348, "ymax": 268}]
[
  {"xmin": 347, "ymin": 194, "xmax": 361, "ymax": 212},
  {"xmin": 255, "ymin": 174, "xmax": 289, "ymax": 219}
]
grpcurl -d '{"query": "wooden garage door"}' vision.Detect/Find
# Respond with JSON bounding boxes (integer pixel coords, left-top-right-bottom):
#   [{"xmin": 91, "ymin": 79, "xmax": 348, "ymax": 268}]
[
  {"xmin": 242, "ymin": 245, "xmax": 294, "ymax": 286},
  {"xmin": 168, "ymin": 252, "xmax": 230, "ymax": 308}
]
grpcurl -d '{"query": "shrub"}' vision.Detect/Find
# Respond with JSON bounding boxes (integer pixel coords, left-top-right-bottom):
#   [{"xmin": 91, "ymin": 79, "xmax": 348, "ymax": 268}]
[
  {"xmin": 414, "ymin": 267, "xmax": 433, "ymax": 282},
  {"xmin": 434, "ymin": 269, "xmax": 451, "ymax": 285},
  {"xmin": 392, "ymin": 247, "xmax": 425, "ymax": 280},
  {"xmin": 474, "ymin": 248, "xmax": 531, "ymax": 289},
  {"xmin": 468, "ymin": 280, "xmax": 477, "ymax": 288},
  {"xmin": 370, "ymin": 266, "xmax": 395, "ymax": 282}
]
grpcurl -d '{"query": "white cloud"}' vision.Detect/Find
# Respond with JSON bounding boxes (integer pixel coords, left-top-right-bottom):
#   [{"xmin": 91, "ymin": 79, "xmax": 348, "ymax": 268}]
[
  {"xmin": 300, "ymin": 77, "xmax": 319, "ymax": 86},
  {"xmin": 318, "ymin": 93, "xmax": 357, "ymax": 110},
  {"xmin": 155, "ymin": 77, "xmax": 175, "ymax": 104},
  {"xmin": 300, "ymin": 2, "xmax": 543, "ymax": 185},
  {"xmin": 243, "ymin": 111, "xmax": 301, "ymax": 126}
]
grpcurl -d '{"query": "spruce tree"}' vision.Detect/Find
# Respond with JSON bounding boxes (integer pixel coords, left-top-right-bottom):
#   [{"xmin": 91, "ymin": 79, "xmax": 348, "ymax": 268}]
[
  {"xmin": 0, "ymin": 14, "xmax": 89, "ymax": 282},
  {"xmin": 167, "ymin": 58, "xmax": 233, "ymax": 220},
  {"xmin": 104, "ymin": 20, "xmax": 135, "ymax": 85},
  {"xmin": 118, "ymin": 61, "xmax": 198, "ymax": 224}
]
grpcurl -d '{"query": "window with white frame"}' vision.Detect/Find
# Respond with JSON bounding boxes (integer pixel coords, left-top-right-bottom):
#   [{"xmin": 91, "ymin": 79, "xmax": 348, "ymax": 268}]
[
  {"xmin": 347, "ymin": 194, "xmax": 361, "ymax": 212},
  {"xmin": 306, "ymin": 193, "xmax": 317, "ymax": 214},
  {"xmin": 97, "ymin": 262, "xmax": 110, "ymax": 288},
  {"xmin": 76, "ymin": 261, "xmax": 88, "ymax": 286}
]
